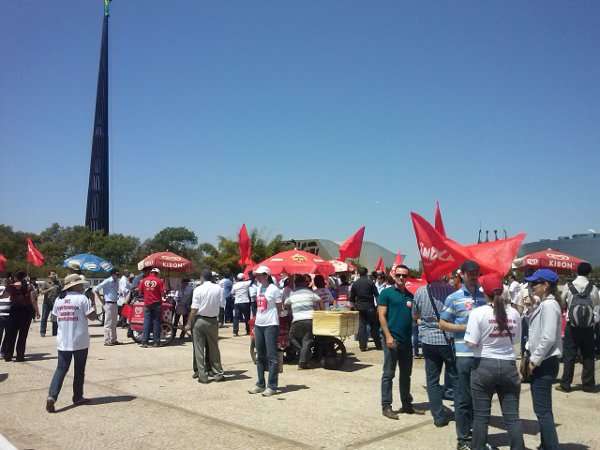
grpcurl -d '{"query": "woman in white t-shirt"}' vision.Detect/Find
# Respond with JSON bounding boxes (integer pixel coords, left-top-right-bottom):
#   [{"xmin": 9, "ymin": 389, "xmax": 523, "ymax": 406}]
[
  {"xmin": 464, "ymin": 273, "xmax": 524, "ymax": 450},
  {"xmin": 248, "ymin": 266, "xmax": 282, "ymax": 397},
  {"xmin": 46, "ymin": 274, "xmax": 97, "ymax": 413}
]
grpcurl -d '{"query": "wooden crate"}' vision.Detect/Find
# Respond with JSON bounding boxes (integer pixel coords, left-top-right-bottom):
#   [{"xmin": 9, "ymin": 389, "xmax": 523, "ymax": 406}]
[{"xmin": 312, "ymin": 311, "xmax": 359, "ymax": 338}]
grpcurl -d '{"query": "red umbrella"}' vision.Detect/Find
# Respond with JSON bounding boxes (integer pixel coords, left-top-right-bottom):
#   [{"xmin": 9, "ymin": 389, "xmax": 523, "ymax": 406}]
[
  {"xmin": 514, "ymin": 248, "xmax": 586, "ymax": 272},
  {"xmin": 258, "ymin": 249, "xmax": 334, "ymax": 276},
  {"xmin": 0, "ymin": 254, "xmax": 7, "ymax": 272},
  {"xmin": 137, "ymin": 252, "xmax": 192, "ymax": 272}
]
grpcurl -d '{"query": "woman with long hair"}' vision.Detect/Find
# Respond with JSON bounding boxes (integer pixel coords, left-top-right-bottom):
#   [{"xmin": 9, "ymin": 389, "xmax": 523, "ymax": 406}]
[
  {"xmin": 1, "ymin": 271, "xmax": 40, "ymax": 361},
  {"xmin": 525, "ymin": 269, "xmax": 562, "ymax": 450},
  {"xmin": 464, "ymin": 273, "xmax": 524, "ymax": 450}
]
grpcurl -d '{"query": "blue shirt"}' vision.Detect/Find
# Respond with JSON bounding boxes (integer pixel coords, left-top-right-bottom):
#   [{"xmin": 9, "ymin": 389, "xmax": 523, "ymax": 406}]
[
  {"xmin": 220, "ymin": 278, "xmax": 233, "ymax": 299},
  {"xmin": 440, "ymin": 284, "xmax": 487, "ymax": 357},
  {"xmin": 413, "ymin": 281, "xmax": 456, "ymax": 346},
  {"xmin": 93, "ymin": 276, "xmax": 119, "ymax": 303}
]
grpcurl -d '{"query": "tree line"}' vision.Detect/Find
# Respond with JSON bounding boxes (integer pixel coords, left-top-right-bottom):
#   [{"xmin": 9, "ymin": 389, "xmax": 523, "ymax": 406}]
[{"xmin": 0, "ymin": 224, "xmax": 292, "ymax": 278}]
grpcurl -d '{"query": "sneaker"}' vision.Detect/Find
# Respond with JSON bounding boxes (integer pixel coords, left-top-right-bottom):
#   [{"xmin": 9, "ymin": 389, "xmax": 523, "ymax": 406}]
[
  {"xmin": 46, "ymin": 397, "xmax": 56, "ymax": 413},
  {"xmin": 248, "ymin": 386, "xmax": 265, "ymax": 394},
  {"xmin": 434, "ymin": 416, "xmax": 451, "ymax": 427},
  {"xmin": 192, "ymin": 373, "xmax": 199, "ymax": 379},
  {"xmin": 457, "ymin": 443, "xmax": 471, "ymax": 450},
  {"xmin": 262, "ymin": 388, "xmax": 277, "ymax": 397},
  {"xmin": 382, "ymin": 406, "xmax": 399, "ymax": 420},
  {"xmin": 555, "ymin": 385, "xmax": 571, "ymax": 393},
  {"xmin": 399, "ymin": 405, "xmax": 425, "ymax": 415}
]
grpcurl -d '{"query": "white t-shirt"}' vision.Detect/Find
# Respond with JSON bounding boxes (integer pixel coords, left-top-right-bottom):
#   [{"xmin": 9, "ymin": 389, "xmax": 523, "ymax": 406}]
[
  {"xmin": 191, "ymin": 282, "xmax": 223, "ymax": 317},
  {"xmin": 314, "ymin": 287, "xmax": 334, "ymax": 310},
  {"xmin": 464, "ymin": 304, "xmax": 521, "ymax": 360},
  {"xmin": 254, "ymin": 283, "xmax": 282, "ymax": 327},
  {"xmin": 248, "ymin": 284, "xmax": 257, "ymax": 302},
  {"xmin": 231, "ymin": 280, "xmax": 251, "ymax": 304},
  {"xmin": 52, "ymin": 292, "xmax": 94, "ymax": 351},
  {"xmin": 285, "ymin": 288, "xmax": 322, "ymax": 322}
]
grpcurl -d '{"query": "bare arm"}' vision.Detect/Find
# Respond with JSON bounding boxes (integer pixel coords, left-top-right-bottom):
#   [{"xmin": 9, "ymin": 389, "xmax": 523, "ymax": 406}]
[
  {"xmin": 439, "ymin": 319, "xmax": 465, "ymax": 333},
  {"xmin": 378, "ymin": 305, "xmax": 394, "ymax": 348},
  {"xmin": 186, "ymin": 308, "xmax": 198, "ymax": 331}
]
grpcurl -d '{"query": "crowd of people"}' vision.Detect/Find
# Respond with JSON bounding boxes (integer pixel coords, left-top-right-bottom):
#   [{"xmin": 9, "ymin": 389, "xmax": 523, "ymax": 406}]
[{"xmin": 1, "ymin": 259, "xmax": 599, "ymax": 450}]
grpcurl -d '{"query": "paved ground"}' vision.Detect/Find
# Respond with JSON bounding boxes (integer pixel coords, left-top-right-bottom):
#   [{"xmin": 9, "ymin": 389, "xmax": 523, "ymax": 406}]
[{"xmin": 1, "ymin": 319, "xmax": 598, "ymax": 450}]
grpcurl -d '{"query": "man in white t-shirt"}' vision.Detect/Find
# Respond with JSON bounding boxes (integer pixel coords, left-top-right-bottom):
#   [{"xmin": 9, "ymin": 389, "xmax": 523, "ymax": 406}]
[
  {"xmin": 285, "ymin": 275, "xmax": 323, "ymax": 369},
  {"xmin": 231, "ymin": 273, "xmax": 252, "ymax": 337},
  {"xmin": 185, "ymin": 269, "xmax": 225, "ymax": 384},
  {"xmin": 248, "ymin": 265, "xmax": 282, "ymax": 397},
  {"xmin": 46, "ymin": 274, "xmax": 97, "ymax": 413}
]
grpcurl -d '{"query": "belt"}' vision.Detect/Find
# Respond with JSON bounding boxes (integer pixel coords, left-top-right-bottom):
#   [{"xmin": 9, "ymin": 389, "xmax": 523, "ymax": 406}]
[
  {"xmin": 198, "ymin": 315, "xmax": 217, "ymax": 319},
  {"xmin": 104, "ymin": 301, "xmax": 117, "ymax": 304}
]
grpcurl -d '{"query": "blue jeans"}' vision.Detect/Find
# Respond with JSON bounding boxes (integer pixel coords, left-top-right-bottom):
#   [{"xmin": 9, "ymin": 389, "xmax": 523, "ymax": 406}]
[
  {"xmin": 412, "ymin": 323, "xmax": 420, "ymax": 356},
  {"xmin": 143, "ymin": 302, "xmax": 161, "ymax": 344},
  {"xmin": 254, "ymin": 325, "xmax": 279, "ymax": 390},
  {"xmin": 471, "ymin": 358, "xmax": 524, "ymax": 450},
  {"xmin": 531, "ymin": 356, "xmax": 560, "ymax": 450},
  {"xmin": 40, "ymin": 302, "xmax": 58, "ymax": 336},
  {"xmin": 455, "ymin": 356, "xmax": 475, "ymax": 443},
  {"xmin": 48, "ymin": 348, "xmax": 88, "ymax": 401},
  {"xmin": 381, "ymin": 337, "xmax": 413, "ymax": 408},
  {"xmin": 422, "ymin": 343, "xmax": 457, "ymax": 423}
]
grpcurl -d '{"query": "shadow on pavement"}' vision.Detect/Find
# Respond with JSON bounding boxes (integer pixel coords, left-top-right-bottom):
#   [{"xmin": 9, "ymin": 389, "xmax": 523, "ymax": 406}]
[
  {"xmin": 24, "ymin": 353, "xmax": 56, "ymax": 362},
  {"xmin": 224, "ymin": 370, "xmax": 251, "ymax": 381},
  {"xmin": 54, "ymin": 395, "xmax": 136, "ymax": 413},
  {"xmin": 278, "ymin": 384, "xmax": 310, "ymax": 394},
  {"xmin": 0, "ymin": 373, "xmax": 7, "ymax": 383},
  {"xmin": 561, "ymin": 444, "xmax": 591, "ymax": 450},
  {"xmin": 489, "ymin": 415, "xmax": 544, "ymax": 436},
  {"xmin": 337, "ymin": 356, "xmax": 373, "ymax": 373},
  {"xmin": 89, "ymin": 333, "xmax": 104, "ymax": 338}
]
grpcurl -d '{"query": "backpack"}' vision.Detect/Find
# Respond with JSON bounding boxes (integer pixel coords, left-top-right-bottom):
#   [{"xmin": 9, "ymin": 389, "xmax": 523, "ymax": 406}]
[{"xmin": 567, "ymin": 282, "xmax": 594, "ymax": 328}]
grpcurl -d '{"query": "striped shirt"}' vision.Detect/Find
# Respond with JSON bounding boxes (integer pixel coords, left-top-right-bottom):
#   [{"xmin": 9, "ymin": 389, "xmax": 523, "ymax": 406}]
[
  {"xmin": 285, "ymin": 288, "xmax": 321, "ymax": 322},
  {"xmin": 413, "ymin": 281, "xmax": 456, "ymax": 346},
  {"xmin": 440, "ymin": 285, "xmax": 487, "ymax": 357},
  {"xmin": 0, "ymin": 295, "xmax": 10, "ymax": 321}
]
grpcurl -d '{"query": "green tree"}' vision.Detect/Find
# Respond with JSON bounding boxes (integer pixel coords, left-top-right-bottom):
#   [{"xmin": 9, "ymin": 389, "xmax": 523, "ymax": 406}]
[{"xmin": 147, "ymin": 227, "xmax": 198, "ymax": 258}]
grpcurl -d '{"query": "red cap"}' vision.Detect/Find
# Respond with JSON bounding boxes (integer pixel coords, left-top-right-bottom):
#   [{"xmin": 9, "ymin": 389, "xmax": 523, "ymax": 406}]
[{"xmin": 479, "ymin": 273, "xmax": 504, "ymax": 297}]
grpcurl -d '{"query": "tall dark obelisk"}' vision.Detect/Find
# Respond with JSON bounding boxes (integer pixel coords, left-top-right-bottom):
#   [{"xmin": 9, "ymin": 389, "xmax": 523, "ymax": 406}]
[{"xmin": 85, "ymin": 0, "xmax": 111, "ymax": 234}]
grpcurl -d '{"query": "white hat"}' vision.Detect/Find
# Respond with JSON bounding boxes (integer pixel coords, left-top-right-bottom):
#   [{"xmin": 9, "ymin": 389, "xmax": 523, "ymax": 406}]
[
  {"xmin": 253, "ymin": 265, "xmax": 271, "ymax": 275},
  {"xmin": 236, "ymin": 273, "xmax": 244, "ymax": 281},
  {"xmin": 151, "ymin": 268, "xmax": 160, "ymax": 274},
  {"xmin": 62, "ymin": 274, "xmax": 88, "ymax": 291}
]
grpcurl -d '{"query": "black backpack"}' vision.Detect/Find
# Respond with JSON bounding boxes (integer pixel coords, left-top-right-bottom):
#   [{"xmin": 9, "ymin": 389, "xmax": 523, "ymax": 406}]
[{"xmin": 567, "ymin": 282, "xmax": 595, "ymax": 328}]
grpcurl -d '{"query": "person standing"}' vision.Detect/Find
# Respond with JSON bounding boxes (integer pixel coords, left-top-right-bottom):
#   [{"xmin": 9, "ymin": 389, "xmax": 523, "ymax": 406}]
[
  {"xmin": 525, "ymin": 269, "xmax": 563, "ymax": 450},
  {"xmin": 138, "ymin": 268, "xmax": 164, "ymax": 348},
  {"xmin": 231, "ymin": 273, "xmax": 251, "ymax": 336},
  {"xmin": 46, "ymin": 274, "xmax": 97, "ymax": 413},
  {"xmin": 440, "ymin": 260, "xmax": 487, "ymax": 450},
  {"xmin": 248, "ymin": 265, "xmax": 282, "ymax": 397},
  {"xmin": 219, "ymin": 274, "xmax": 234, "ymax": 325},
  {"xmin": 185, "ymin": 270, "xmax": 224, "ymax": 383},
  {"xmin": 93, "ymin": 269, "xmax": 121, "ymax": 346},
  {"xmin": 558, "ymin": 262, "xmax": 599, "ymax": 393},
  {"xmin": 117, "ymin": 270, "xmax": 131, "ymax": 326},
  {"xmin": 1, "ymin": 271, "xmax": 40, "ymax": 362},
  {"xmin": 350, "ymin": 267, "xmax": 381, "ymax": 351},
  {"xmin": 248, "ymin": 272, "xmax": 258, "ymax": 318},
  {"xmin": 313, "ymin": 275, "xmax": 334, "ymax": 310},
  {"xmin": 40, "ymin": 272, "xmax": 61, "ymax": 337},
  {"xmin": 464, "ymin": 273, "xmax": 524, "ymax": 450},
  {"xmin": 285, "ymin": 274, "xmax": 323, "ymax": 369},
  {"xmin": 173, "ymin": 279, "xmax": 193, "ymax": 341},
  {"xmin": 378, "ymin": 265, "xmax": 425, "ymax": 419},
  {"xmin": 413, "ymin": 277, "xmax": 457, "ymax": 427}
]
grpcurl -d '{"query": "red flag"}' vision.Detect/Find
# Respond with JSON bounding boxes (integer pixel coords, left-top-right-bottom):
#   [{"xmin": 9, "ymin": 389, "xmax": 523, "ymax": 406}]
[
  {"xmin": 411, "ymin": 212, "xmax": 466, "ymax": 282},
  {"xmin": 394, "ymin": 250, "xmax": 404, "ymax": 266},
  {"xmin": 375, "ymin": 256, "xmax": 385, "ymax": 272},
  {"xmin": 238, "ymin": 224, "xmax": 252, "ymax": 266},
  {"xmin": 26, "ymin": 238, "xmax": 45, "ymax": 267},
  {"xmin": 434, "ymin": 201, "xmax": 447, "ymax": 237},
  {"xmin": 338, "ymin": 226, "xmax": 365, "ymax": 261},
  {"xmin": 464, "ymin": 233, "xmax": 526, "ymax": 276},
  {"xmin": 0, "ymin": 254, "xmax": 7, "ymax": 272}
]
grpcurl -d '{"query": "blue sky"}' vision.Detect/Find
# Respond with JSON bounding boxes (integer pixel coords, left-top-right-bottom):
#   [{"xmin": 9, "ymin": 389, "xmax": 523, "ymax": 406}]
[{"xmin": 1, "ymin": 1, "xmax": 599, "ymax": 266}]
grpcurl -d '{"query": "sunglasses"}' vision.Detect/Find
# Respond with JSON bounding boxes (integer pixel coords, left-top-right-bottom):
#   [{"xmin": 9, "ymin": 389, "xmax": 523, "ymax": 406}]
[{"xmin": 394, "ymin": 273, "xmax": 408, "ymax": 278}]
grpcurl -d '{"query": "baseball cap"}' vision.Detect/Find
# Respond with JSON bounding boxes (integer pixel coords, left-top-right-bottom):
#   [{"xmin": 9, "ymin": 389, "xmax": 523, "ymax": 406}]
[
  {"xmin": 151, "ymin": 268, "xmax": 160, "ymax": 274},
  {"xmin": 524, "ymin": 268, "xmax": 559, "ymax": 284},
  {"xmin": 236, "ymin": 273, "xmax": 244, "ymax": 281},
  {"xmin": 460, "ymin": 260, "xmax": 480, "ymax": 273},
  {"xmin": 479, "ymin": 273, "xmax": 504, "ymax": 297},
  {"xmin": 254, "ymin": 265, "xmax": 271, "ymax": 275}
]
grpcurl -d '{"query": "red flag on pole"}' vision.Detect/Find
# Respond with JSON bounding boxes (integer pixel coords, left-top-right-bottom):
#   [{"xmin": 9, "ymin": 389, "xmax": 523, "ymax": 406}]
[
  {"xmin": 464, "ymin": 234, "xmax": 526, "ymax": 276},
  {"xmin": 0, "ymin": 254, "xmax": 7, "ymax": 272},
  {"xmin": 26, "ymin": 238, "xmax": 45, "ymax": 267},
  {"xmin": 238, "ymin": 224, "xmax": 252, "ymax": 266},
  {"xmin": 411, "ymin": 212, "xmax": 466, "ymax": 282},
  {"xmin": 434, "ymin": 201, "xmax": 447, "ymax": 237},
  {"xmin": 338, "ymin": 226, "xmax": 365, "ymax": 261},
  {"xmin": 375, "ymin": 256, "xmax": 385, "ymax": 273},
  {"xmin": 394, "ymin": 250, "xmax": 404, "ymax": 266}
]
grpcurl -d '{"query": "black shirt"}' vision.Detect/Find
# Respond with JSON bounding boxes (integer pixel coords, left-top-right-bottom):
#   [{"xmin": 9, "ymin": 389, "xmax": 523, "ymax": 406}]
[{"xmin": 349, "ymin": 276, "xmax": 379, "ymax": 311}]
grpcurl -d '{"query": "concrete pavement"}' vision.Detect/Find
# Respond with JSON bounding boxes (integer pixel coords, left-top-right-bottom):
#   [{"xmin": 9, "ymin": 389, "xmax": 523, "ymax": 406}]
[{"xmin": 1, "ymin": 319, "xmax": 598, "ymax": 450}]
